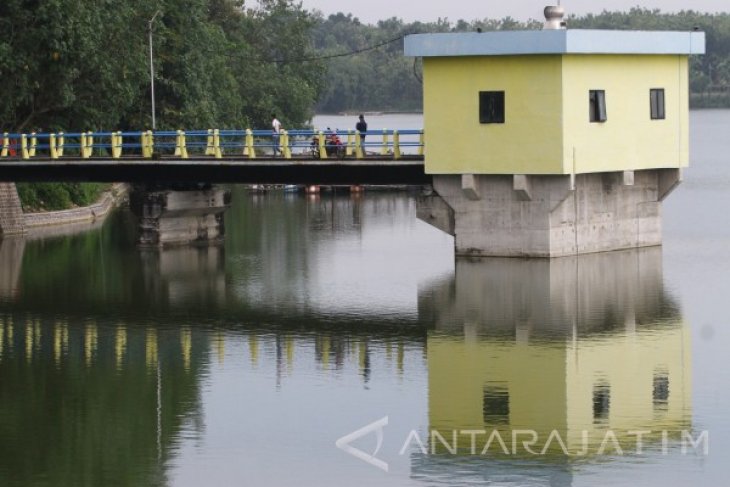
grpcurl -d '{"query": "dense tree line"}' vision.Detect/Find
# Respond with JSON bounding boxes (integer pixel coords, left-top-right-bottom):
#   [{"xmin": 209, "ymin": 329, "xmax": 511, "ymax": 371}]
[
  {"xmin": 312, "ymin": 9, "xmax": 730, "ymax": 113},
  {"xmin": 2, "ymin": 4, "xmax": 730, "ymax": 210},
  {"xmin": 0, "ymin": 0, "xmax": 324, "ymax": 133},
  {"xmin": 1, "ymin": 0, "xmax": 324, "ymax": 210},
  {"xmin": 3, "ymin": 4, "xmax": 729, "ymax": 129}
]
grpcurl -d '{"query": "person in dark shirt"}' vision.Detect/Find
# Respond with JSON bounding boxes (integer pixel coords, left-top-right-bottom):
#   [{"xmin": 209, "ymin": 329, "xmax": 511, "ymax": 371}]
[{"xmin": 356, "ymin": 114, "xmax": 367, "ymax": 146}]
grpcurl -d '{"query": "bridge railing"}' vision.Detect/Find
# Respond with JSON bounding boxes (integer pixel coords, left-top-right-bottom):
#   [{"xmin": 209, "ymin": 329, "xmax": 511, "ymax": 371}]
[{"xmin": 0, "ymin": 129, "xmax": 425, "ymax": 161}]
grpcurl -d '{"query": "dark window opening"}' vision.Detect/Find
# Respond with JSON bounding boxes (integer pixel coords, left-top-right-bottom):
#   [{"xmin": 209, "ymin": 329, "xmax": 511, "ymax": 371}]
[
  {"xmin": 593, "ymin": 382, "xmax": 610, "ymax": 422},
  {"xmin": 650, "ymin": 88, "xmax": 666, "ymax": 120},
  {"xmin": 483, "ymin": 384, "xmax": 510, "ymax": 425},
  {"xmin": 479, "ymin": 91, "xmax": 505, "ymax": 124},
  {"xmin": 589, "ymin": 90, "xmax": 607, "ymax": 123},
  {"xmin": 653, "ymin": 372, "xmax": 669, "ymax": 408}
]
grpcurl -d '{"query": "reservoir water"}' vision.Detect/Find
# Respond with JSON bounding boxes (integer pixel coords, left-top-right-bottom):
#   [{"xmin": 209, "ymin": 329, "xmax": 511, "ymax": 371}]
[{"xmin": 0, "ymin": 111, "xmax": 728, "ymax": 486}]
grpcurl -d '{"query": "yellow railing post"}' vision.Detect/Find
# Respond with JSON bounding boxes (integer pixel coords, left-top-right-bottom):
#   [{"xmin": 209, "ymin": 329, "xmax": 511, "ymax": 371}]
[
  {"xmin": 244, "ymin": 129, "xmax": 256, "ymax": 158},
  {"xmin": 57, "ymin": 132, "xmax": 65, "ymax": 157},
  {"xmin": 175, "ymin": 130, "xmax": 188, "ymax": 159},
  {"xmin": 142, "ymin": 131, "xmax": 154, "ymax": 158},
  {"xmin": 318, "ymin": 131, "xmax": 327, "ymax": 159},
  {"xmin": 1, "ymin": 133, "xmax": 8, "ymax": 157},
  {"xmin": 21, "ymin": 134, "xmax": 29, "ymax": 159},
  {"xmin": 148, "ymin": 130, "xmax": 155, "ymax": 157},
  {"xmin": 345, "ymin": 130, "xmax": 354, "ymax": 156},
  {"xmin": 282, "ymin": 130, "xmax": 291, "ymax": 159},
  {"xmin": 355, "ymin": 132, "xmax": 364, "ymax": 159},
  {"xmin": 418, "ymin": 130, "xmax": 425, "ymax": 156},
  {"xmin": 205, "ymin": 129, "xmax": 215, "ymax": 156},
  {"xmin": 80, "ymin": 132, "xmax": 87, "ymax": 158},
  {"xmin": 112, "ymin": 131, "xmax": 122, "ymax": 158},
  {"xmin": 140, "ymin": 132, "xmax": 148, "ymax": 158},
  {"xmin": 213, "ymin": 129, "xmax": 222, "ymax": 158},
  {"xmin": 29, "ymin": 132, "xmax": 37, "ymax": 157},
  {"xmin": 50, "ymin": 133, "xmax": 58, "ymax": 159},
  {"xmin": 393, "ymin": 130, "xmax": 401, "ymax": 160},
  {"xmin": 85, "ymin": 132, "xmax": 94, "ymax": 158},
  {"xmin": 381, "ymin": 129, "xmax": 388, "ymax": 156}
]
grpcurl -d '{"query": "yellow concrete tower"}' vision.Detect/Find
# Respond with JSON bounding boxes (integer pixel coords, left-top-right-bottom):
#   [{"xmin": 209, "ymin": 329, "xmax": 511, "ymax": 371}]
[{"xmin": 406, "ymin": 6, "xmax": 705, "ymax": 257}]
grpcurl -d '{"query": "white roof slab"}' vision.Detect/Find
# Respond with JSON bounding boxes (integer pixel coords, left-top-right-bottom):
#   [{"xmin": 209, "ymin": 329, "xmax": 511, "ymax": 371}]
[{"xmin": 404, "ymin": 30, "xmax": 706, "ymax": 57}]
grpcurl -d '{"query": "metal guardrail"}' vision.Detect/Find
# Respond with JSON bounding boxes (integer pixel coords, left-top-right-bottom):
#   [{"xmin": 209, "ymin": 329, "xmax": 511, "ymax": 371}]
[{"xmin": 0, "ymin": 129, "xmax": 425, "ymax": 161}]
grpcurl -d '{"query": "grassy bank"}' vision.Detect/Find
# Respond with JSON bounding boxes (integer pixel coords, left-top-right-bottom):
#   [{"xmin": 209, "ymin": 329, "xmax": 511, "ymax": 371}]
[{"xmin": 17, "ymin": 183, "xmax": 110, "ymax": 213}]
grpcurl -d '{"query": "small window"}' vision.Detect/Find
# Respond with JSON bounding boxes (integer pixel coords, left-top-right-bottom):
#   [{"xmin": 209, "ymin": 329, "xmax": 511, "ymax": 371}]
[
  {"xmin": 589, "ymin": 90, "xmax": 607, "ymax": 123},
  {"xmin": 650, "ymin": 89, "xmax": 666, "ymax": 120},
  {"xmin": 653, "ymin": 372, "xmax": 669, "ymax": 406},
  {"xmin": 483, "ymin": 384, "xmax": 510, "ymax": 425},
  {"xmin": 593, "ymin": 382, "xmax": 610, "ymax": 422},
  {"xmin": 479, "ymin": 91, "xmax": 505, "ymax": 124}
]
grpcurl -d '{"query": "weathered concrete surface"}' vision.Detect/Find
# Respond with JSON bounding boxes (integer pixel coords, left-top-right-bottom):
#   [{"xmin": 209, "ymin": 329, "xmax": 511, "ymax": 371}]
[
  {"xmin": 0, "ymin": 183, "xmax": 25, "ymax": 236},
  {"xmin": 419, "ymin": 170, "xmax": 673, "ymax": 257},
  {"xmin": 130, "ymin": 187, "xmax": 230, "ymax": 247},
  {"xmin": 0, "ymin": 237, "xmax": 26, "ymax": 299}
]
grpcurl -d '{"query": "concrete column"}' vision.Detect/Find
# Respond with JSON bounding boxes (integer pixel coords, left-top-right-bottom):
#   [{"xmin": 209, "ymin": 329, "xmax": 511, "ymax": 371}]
[
  {"xmin": 418, "ymin": 170, "xmax": 671, "ymax": 257},
  {"xmin": 129, "ymin": 186, "xmax": 230, "ymax": 247},
  {"xmin": 0, "ymin": 183, "xmax": 25, "ymax": 237}
]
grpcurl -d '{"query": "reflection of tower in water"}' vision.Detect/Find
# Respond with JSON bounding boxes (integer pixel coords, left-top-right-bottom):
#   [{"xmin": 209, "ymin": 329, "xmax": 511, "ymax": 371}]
[{"xmin": 415, "ymin": 248, "xmax": 690, "ymax": 484}]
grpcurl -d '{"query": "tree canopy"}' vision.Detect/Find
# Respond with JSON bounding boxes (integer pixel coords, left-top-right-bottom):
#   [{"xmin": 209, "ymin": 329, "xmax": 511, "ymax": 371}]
[
  {"xmin": 2, "ymin": 4, "xmax": 730, "ymax": 133},
  {"xmin": 0, "ymin": 0, "xmax": 324, "ymax": 133},
  {"xmin": 311, "ymin": 8, "xmax": 730, "ymax": 113}
]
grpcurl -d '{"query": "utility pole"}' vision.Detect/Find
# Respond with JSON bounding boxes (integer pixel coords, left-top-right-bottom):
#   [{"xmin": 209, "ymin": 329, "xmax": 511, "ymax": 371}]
[{"xmin": 148, "ymin": 10, "xmax": 162, "ymax": 130}]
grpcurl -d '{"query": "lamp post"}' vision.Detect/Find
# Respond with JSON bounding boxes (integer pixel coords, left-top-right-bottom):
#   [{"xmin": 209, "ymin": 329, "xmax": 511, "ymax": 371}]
[{"xmin": 148, "ymin": 10, "xmax": 162, "ymax": 130}]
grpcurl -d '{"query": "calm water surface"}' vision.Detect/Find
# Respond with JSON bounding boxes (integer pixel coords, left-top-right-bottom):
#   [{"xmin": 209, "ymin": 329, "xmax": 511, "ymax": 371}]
[{"xmin": 0, "ymin": 111, "xmax": 728, "ymax": 486}]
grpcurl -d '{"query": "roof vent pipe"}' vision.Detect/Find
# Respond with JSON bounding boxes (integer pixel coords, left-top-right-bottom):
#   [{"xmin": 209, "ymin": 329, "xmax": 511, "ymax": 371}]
[{"xmin": 543, "ymin": 5, "xmax": 567, "ymax": 30}]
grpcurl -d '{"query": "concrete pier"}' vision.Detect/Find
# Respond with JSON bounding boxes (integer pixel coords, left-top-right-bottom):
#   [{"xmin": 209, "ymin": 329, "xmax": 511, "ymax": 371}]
[
  {"xmin": 129, "ymin": 186, "xmax": 230, "ymax": 247},
  {"xmin": 0, "ymin": 183, "xmax": 25, "ymax": 236},
  {"xmin": 418, "ymin": 169, "xmax": 681, "ymax": 257}
]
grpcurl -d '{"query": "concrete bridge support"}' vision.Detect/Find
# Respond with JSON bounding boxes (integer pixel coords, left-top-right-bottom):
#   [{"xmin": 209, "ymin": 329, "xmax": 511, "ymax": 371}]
[
  {"xmin": 417, "ymin": 169, "xmax": 681, "ymax": 258},
  {"xmin": 129, "ymin": 186, "xmax": 230, "ymax": 247},
  {"xmin": 0, "ymin": 183, "xmax": 25, "ymax": 237}
]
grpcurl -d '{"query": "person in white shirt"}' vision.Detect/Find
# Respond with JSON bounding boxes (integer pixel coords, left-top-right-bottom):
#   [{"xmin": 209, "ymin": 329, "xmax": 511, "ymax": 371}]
[{"xmin": 271, "ymin": 113, "xmax": 282, "ymax": 156}]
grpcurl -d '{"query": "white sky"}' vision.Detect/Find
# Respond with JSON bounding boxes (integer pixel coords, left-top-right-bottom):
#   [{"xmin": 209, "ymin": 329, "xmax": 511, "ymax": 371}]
[{"xmin": 298, "ymin": 0, "xmax": 728, "ymax": 24}]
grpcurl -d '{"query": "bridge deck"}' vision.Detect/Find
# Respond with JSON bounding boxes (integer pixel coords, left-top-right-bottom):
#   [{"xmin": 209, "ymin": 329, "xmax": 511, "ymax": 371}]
[{"xmin": 0, "ymin": 155, "xmax": 429, "ymax": 185}]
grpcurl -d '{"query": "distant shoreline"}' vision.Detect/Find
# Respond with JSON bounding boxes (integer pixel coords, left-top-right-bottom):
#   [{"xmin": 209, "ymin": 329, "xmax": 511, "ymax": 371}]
[{"xmin": 315, "ymin": 111, "xmax": 424, "ymax": 117}]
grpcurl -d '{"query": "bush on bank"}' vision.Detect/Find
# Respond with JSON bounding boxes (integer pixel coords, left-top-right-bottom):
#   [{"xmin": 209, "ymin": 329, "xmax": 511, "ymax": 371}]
[{"xmin": 17, "ymin": 183, "xmax": 109, "ymax": 212}]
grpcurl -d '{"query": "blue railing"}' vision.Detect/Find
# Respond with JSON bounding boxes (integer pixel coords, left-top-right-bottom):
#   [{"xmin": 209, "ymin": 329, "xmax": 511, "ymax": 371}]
[{"xmin": 0, "ymin": 128, "xmax": 425, "ymax": 161}]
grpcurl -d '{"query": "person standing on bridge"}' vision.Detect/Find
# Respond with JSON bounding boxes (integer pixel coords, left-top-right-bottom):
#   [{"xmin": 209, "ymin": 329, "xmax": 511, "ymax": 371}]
[
  {"xmin": 356, "ymin": 114, "xmax": 367, "ymax": 147},
  {"xmin": 271, "ymin": 113, "xmax": 282, "ymax": 157}
]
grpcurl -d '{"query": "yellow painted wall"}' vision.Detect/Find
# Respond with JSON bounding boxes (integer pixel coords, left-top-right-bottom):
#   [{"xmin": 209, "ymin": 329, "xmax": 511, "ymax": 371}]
[
  {"xmin": 564, "ymin": 324, "xmax": 692, "ymax": 448},
  {"xmin": 428, "ymin": 339, "xmax": 568, "ymax": 439},
  {"xmin": 427, "ymin": 322, "xmax": 691, "ymax": 456},
  {"xmin": 423, "ymin": 54, "xmax": 690, "ymax": 175},
  {"xmin": 423, "ymin": 56, "xmax": 565, "ymax": 174},
  {"xmin": 562, "ymin": 55, "xmax": 689, "ymax": 174}
]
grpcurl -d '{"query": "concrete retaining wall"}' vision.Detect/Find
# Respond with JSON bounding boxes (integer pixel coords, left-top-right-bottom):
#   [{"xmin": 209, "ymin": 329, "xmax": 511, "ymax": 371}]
[{"xmin": 23, "ymin": 183, "xmax": 128, "ymax": 229}]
